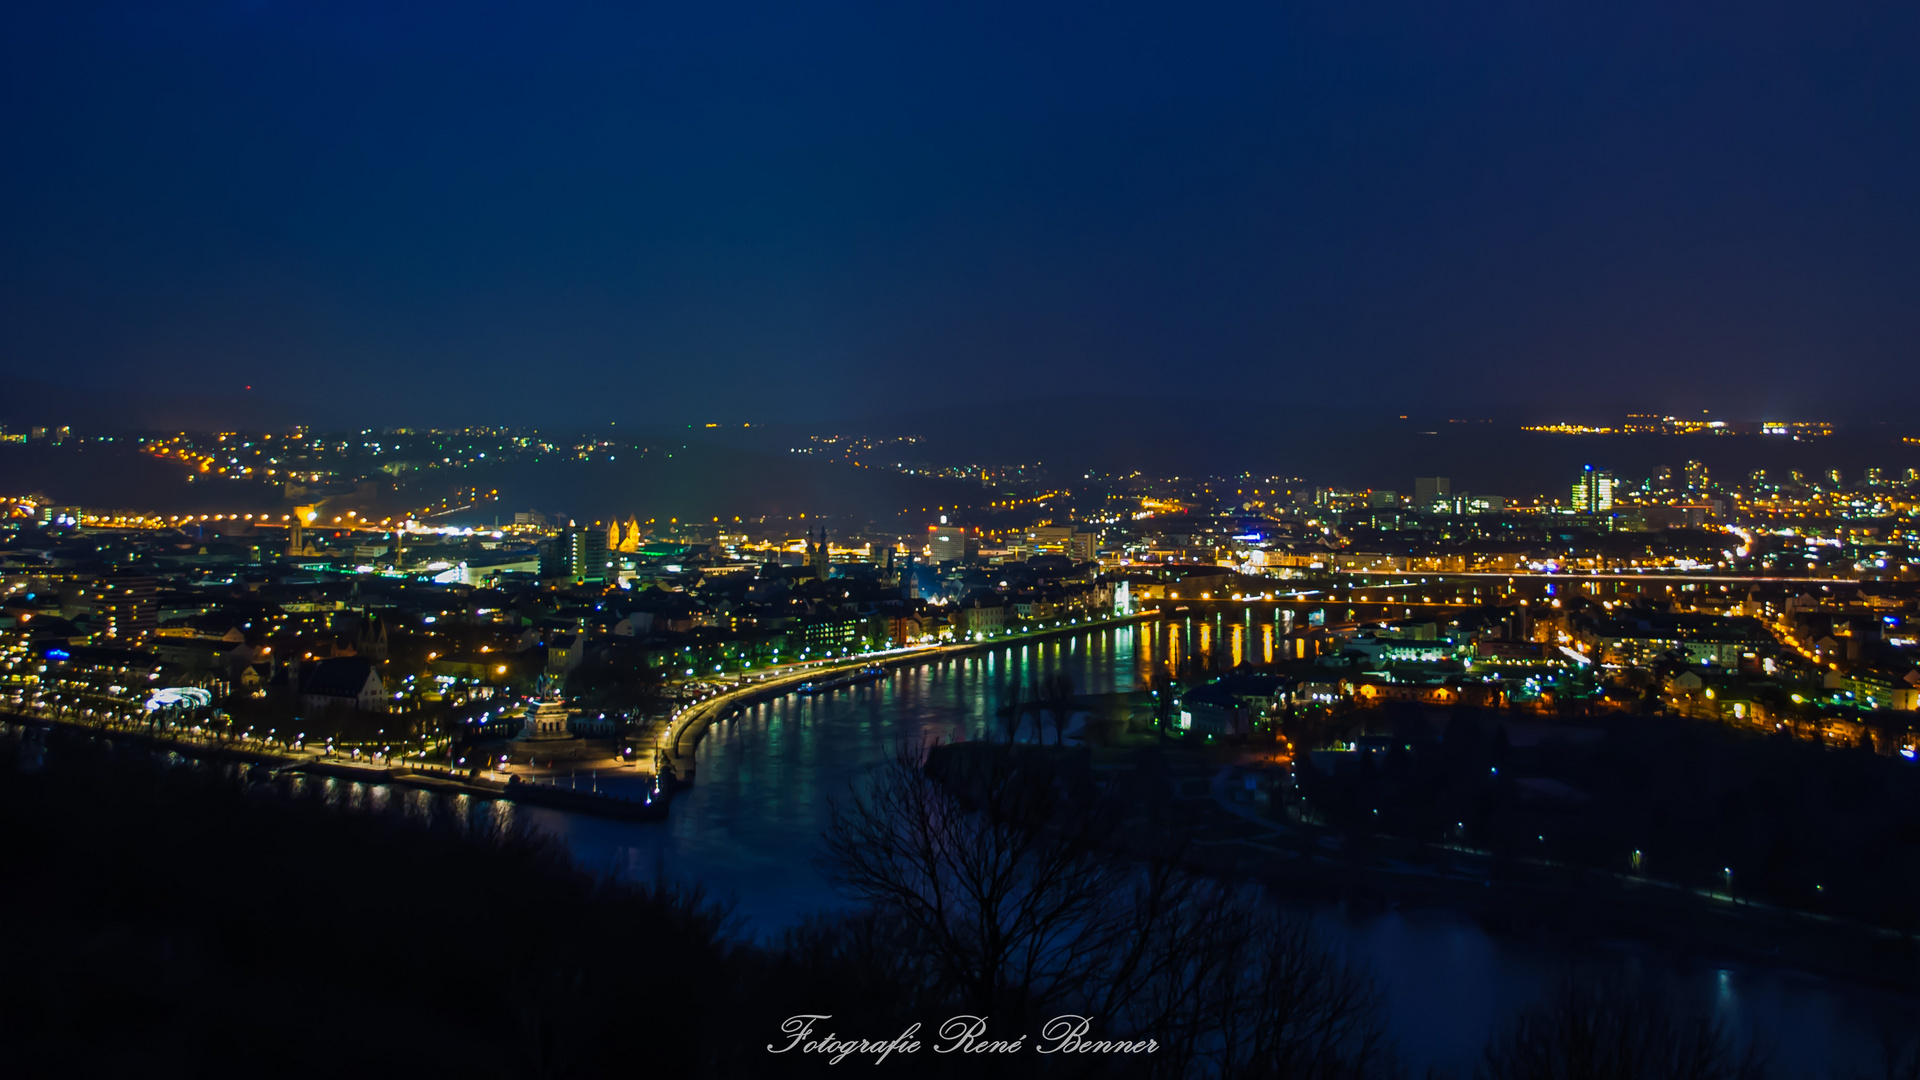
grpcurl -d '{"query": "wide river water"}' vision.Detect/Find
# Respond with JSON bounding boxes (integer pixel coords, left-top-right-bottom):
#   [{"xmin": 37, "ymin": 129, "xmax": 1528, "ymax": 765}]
[{"xmin": 519, "ymin": 618, "xmax": 1918, "ymax": 1075}]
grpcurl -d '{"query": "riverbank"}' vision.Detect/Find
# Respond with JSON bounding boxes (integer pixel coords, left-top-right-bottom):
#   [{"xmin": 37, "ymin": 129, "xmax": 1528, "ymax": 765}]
[
  {"xmin": 929, "ymin": 738, "xmax": 1920, "ymax": 998},
  {"xmin": 499, "ymin": 621, "xmax": 1920, "ymax": 1073},
  {"xmin": 651, "ymin": 611, "xmax": 1153, "ymax": 779},
  {"xmin": 0, "ymin": 712, "xmax": 667, "ymax": 820}
]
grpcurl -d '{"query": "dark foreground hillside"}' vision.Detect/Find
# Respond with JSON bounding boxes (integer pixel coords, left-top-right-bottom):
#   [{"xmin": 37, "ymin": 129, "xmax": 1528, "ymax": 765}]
[
  {"xmin": 7, "ymin": 727, "xmax": 1913, "ymax": 1080},
  {"xmin": 0, "ymin": 731, "xmax": 742, "ymax": 1080}
]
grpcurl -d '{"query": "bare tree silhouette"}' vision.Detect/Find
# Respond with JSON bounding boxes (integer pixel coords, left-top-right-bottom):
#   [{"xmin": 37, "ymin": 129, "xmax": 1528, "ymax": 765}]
[
  {"xmin": 1030, "ymin": 670, "xmax": 1075, "ymax": 744},
  {"xmin": 818, "ymin": 741, "xmax": 1393, "ymax": 1078}
]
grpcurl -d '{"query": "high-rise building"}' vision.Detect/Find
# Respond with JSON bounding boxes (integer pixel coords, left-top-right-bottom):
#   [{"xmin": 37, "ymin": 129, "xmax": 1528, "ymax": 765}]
[
  {"xmin": 1413, "ymin": 477, "xmax": 1450, "ymax": 508},
  {"xmin": 1570, "ymin": 464, "xmax": 1615, "ymax": 514},
  {"xmin": 85, "ymin": 574, "xmax": 158, "ymax": 642},
  {"xmin": 1067, "ymin": 530, "xmax": 1096, "ymax": 563},
  {"xmin": 547, "ymin": 526, "xmax": 610, "ymax": 585},
  {"xmin": 1683, "ymin": 460, "xmax": 1709, "ymax": 491},
  {"xmin": 928, "ymin": 525, "xmax": 971, "ymax": 565},
  {"xmin": 1021, "ymin": 525, "xmax": 1096, "ymax": 563}
]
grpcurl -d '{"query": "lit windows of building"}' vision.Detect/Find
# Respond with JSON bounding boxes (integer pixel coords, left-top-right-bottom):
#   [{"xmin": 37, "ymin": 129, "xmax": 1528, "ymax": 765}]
[
  {"xmin": 1570, "ymin": 465, "xmax": 1615, "ymax": 515},
  {"xmin": 928, "ymin": 524, "xmax": 973, "ymax": 566},
  {"xmin": 1683, "ymin": 460, "xmax": 1709, "ymax": 491},
  {"xmin": 83, "ymin": 575, "xmax": 158, "ymax": 642}
]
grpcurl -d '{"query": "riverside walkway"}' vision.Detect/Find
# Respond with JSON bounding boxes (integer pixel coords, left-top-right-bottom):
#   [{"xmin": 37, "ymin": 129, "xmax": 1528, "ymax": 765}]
[
  {"xmin": 6, "ymin": 611, "xmax": 1149, "ymax": 820},
  {"xmin": 2, "ymin": 711, "xmax": 666, "ymax": 820},
  {"xmin": 647, "ymin": 612, "xmax": 1151, "ymax": 780}
]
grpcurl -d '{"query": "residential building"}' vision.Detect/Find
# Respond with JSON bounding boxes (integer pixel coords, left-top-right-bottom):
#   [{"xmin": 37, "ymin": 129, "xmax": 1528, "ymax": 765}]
[{"xmin": 84, "ymin": 574, "xmax": 158, "ymax": 642}]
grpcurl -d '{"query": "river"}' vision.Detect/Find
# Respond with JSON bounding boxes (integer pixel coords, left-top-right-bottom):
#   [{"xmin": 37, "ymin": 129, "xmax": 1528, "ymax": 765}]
[{"xmin": 519, "ymin": 618, "xmax": 1919, "ymax": 1075}]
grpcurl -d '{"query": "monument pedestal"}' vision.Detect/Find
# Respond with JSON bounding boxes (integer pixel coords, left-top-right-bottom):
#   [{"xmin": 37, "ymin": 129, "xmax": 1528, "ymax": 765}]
[{"xmin": 507, "ymin": 697, "xmax": 599, "ymax": 763}]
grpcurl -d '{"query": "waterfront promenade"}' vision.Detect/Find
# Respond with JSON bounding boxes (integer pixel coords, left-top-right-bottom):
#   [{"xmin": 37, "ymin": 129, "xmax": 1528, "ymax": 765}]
[
  {"xmin": 0, "ymin": 709, "xmax": 667, "ymax": 820},
  {"xmin": 1, "ymin": 610, "xmax": 1148, "ymax": 820},
  {"xmin": 643, "ymin": 611, "xmax": 1151, "ymax": 780}
]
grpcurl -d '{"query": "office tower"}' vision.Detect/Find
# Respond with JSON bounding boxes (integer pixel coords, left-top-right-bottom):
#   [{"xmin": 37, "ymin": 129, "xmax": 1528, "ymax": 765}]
[
  {"xmin": 1683, "ymin": 460, "xmax": 1708, "ymax": 490},
  {"xmin": 928, "ymin": 524, "xmax": 970, "ymax": 565},
  {"xmin": 1570, "ymin": 464, "xmax": 1615, "ymax": 514},
  {"xmin": 1023, "ymin": 525, "xmax": 1096, "ymax": 562},
  {"xmin": 1413, "ymin": 477, "xmax": 1450, "ymax": 508},
  {"xmin": 550, "ymin": 525, "xmax": 610, "ymax": 584}
]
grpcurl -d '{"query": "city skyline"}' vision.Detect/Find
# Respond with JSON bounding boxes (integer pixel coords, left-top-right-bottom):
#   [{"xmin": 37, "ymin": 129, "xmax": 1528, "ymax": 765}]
[{"xmin": 7, "ymin": 5, "xmax": 1920, "ymax": 1076}]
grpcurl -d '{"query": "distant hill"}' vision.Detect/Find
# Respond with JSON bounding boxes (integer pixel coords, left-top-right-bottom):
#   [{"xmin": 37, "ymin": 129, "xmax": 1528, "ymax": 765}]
[
  {"xmin": 755, "ymin": 396, "xmax": 1920, "ymax": 501},
  {"xmin": 6, "ymin": 379, "xmax": 1916, "ymax": 507},
  {"xmin": 0, "ymin": 438, "xmax": 988, "ymax": 527},
  {"xmin": 444, "ymin": 441, "xmax": 989, "ymax": 527},
  {"xmin": 0, "ymin": 442, "xmax": 284, "ymax": 514}
]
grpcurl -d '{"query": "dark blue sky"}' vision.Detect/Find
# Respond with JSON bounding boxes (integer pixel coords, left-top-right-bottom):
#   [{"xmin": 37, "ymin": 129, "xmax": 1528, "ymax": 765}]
[{"xmin": 4, "ymin": 1, "xmax": 1916, "ymax": 428}]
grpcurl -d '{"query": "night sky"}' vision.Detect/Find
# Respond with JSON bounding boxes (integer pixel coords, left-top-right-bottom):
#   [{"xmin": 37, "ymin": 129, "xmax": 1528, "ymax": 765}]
[{"xmin": 4, "ymin": 2, "xmax": 1917, "ymax": 428}]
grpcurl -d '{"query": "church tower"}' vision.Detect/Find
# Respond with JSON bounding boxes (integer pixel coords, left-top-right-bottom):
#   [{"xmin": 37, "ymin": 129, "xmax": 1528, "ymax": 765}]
[
  {"xmin": 810, "ymin": 527, "xmax": 830, "ymax": 580},
  {"xmin": 288, "ymin": 505, "xmax": 316, "ymax": 556},
  {"xmin": 356, "ymin": 610, "xmax": 389, "ymax": 661}
]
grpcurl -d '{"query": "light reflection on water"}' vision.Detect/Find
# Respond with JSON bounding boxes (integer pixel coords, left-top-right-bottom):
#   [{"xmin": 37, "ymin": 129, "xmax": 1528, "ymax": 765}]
[
  {"xmin": 531, "ymin": 628, "xmax": 1142, "ymax": 909},
  {"xmin": 515, "ymin": 620, "xmax": 1916, "ymax": 1075},
  {"xmin": 1318, "ymin": 902, "xmax": 1920, "ymax": 1074}
]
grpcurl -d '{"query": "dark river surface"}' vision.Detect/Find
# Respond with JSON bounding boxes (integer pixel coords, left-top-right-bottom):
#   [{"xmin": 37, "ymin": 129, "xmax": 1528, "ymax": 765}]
[{"xmin": 518, "ymin": 618, "xmax": 1919, "ymax": 1075}]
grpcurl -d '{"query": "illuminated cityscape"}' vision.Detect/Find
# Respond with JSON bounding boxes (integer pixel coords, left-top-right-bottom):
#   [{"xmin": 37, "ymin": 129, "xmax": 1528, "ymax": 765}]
[
  {"xmin": 7, "ymin": 3, "xmax": 1920, "ymax": 1076},
  {"xmin": 7, "ymin": 411, "xmax": 1920, "ymax": 1073},
  {"xmin": 9, "ymin": 414, "xmax": 1920, "ymax": 809}
]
